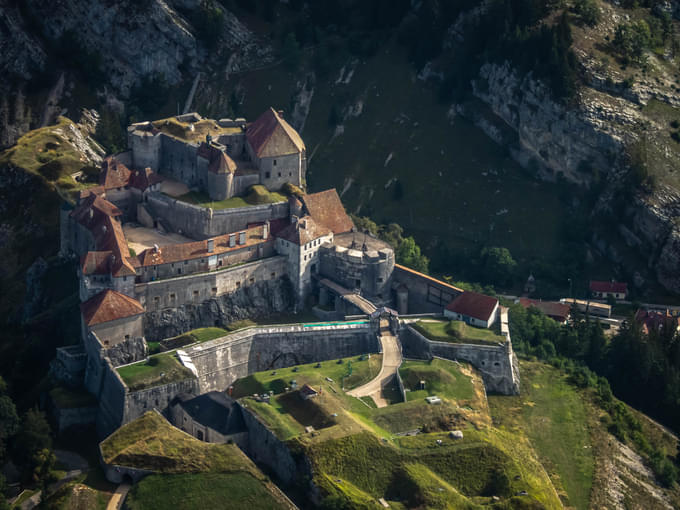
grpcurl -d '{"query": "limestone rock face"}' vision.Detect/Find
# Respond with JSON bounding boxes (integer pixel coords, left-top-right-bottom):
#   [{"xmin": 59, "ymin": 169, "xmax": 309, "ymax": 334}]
[
  {"xmin": 472, "ymin": 61, "xmax": 635, "ymax": 185},
  {"xmin": 144, "ymin": 278, "xmax": 294, "ymax": 341},
  {"xmin": 105, "ymin": 337, "xmax": 148, "ymax": 367}
]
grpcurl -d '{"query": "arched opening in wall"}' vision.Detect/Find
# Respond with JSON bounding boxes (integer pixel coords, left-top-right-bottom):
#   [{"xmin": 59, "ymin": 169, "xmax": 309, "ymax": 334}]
[
  {"xmin": 214, "ymin": 320, "xmax": 220, "ymax": 326},
  {"xmin": 494, "ymin": 362, "xmax": 500, "ymax": 367},
  {"xmin": 196, "ymin": 430, "xmax": 204, "ymax": 441},
  {"xmin": 481, "ymin": 361, "xmax": 486, "ymax": 366},
  {"xmin": 122, "ymin": 474, "xmax": 134, "ymax": 486}
]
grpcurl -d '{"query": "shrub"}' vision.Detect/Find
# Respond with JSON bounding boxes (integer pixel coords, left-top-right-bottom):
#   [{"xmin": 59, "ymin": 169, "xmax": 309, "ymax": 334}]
[
  {"xmin": 147, "ymin": 357, "xmax": 159, "ymax": 367},
  {"xmin": 574, "ymin": 0, "xmax": 601, "ymax": 27}
]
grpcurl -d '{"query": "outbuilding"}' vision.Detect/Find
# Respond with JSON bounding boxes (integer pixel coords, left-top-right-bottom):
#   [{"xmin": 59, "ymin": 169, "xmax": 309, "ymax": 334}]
[{"xmin": 444, "ymin": 291, "xmax": 499, "ymax": 329}]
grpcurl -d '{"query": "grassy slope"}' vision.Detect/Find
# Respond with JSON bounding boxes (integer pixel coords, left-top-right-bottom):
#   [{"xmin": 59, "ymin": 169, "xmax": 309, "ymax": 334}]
[
  {"xmin": 126, "ymin": 472, "xmax": 288, "ymax": 510},
  {"xmin": 175, "ymin": 186, "xmax": 287, "ymax": 210},
  {"xmin": 235, "ymin": 356, "xmax": 559, "ymax": 508},
  {"xmin": 488, "ymin": 361, "xmax": 595, "ymax": 509}
]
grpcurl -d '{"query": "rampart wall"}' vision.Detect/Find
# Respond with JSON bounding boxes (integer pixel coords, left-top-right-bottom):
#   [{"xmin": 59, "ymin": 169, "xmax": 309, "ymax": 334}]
[
  {"xmin": 400, "ymin": 325, "xmax": 519, "ymax": 395},
  {"xmin": 137, "ymin": 256, "xmax": 288, "ymax": 316},
  {"xmin": 185, "ymin": 323, "xmax": 379, "ymax": 393},
  {"xmin": 145, "ymin": 192, "xmax": 289, "ymax": 238},
  {"xmin": 392, "ymin": 265, "xmax": 463, "ymax": 314}
]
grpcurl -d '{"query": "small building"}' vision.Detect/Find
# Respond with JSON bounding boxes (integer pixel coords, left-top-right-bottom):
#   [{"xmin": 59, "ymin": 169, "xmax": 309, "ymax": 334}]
[
  {"xmin": 518, "ymin": 298, "xmax": 570, "ymax": 324},
  {"xmin": 560, "ymin": 298, "xmax": 611, "ymax": 318},
  {"xmin": 444, "ymin": 291, "xmax": 499, "ymax": 329},
  {"xmin": 589, "ymin": 280, "xmax": 628, "ymax": 300},
  {"xmin": 299, "ymin": 384, "xmax": 319, "ymax": 400},
  {"xmin": 80, "ymin": 289, "xmax": 145, "ymax": 349},
  {"xmin": 169, "ymin": 392, "xmax": 247, "ymax": 447},
  {"xmin": 634, "ymin": 309, "xmax": 680, "ymax": 335}
]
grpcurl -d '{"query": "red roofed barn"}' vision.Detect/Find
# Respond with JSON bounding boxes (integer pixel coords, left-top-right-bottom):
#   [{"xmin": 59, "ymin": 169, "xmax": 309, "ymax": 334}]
[{"xmin": 445, "ymin": 291, "xmax": 499, "ymax": 329}]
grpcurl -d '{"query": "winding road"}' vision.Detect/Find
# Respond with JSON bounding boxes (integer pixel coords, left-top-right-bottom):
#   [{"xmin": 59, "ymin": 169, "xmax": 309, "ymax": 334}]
[{"xmin": 348, "ymin": 330, "xmax": 402, "ymax": 408}]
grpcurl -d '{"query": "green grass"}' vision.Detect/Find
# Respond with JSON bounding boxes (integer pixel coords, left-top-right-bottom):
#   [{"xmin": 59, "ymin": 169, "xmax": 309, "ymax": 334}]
[
  {"xmin": 487, "ymin": 361, "xmax": 594, "ymax": 509},
  {"xmin": 116, "ymin": 352, "xmax": 195, "ymax": 391},
  {"xmin": 126, "ymin": 472, "xmax": 289, "ymax": 510},
  {"xmin": 187, "ymin": 327, "xmax": 228, "ymax": 343},
  {"xmin": 100, "ymin": 411, "xmax": 256, "ymax": 473},
  {"xmin": 412, "ymin": 320, "xmax": 504, "ymax": 345},
  {"xmin": 49, "ymin": 386, "xmax": 97, "ymax": 409},
  {"xmin": 175, "ymin": 186, "xmax": 286, "ymax": 210},
  {"xmin": 399, "ymin": 358, "xmax": 475, "ymax": 402}
]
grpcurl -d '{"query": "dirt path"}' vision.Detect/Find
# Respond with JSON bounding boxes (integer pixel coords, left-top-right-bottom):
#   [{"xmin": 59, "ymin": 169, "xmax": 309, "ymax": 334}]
[
  {"xmin": 348, "ymin": 334, "xmax": 402, "ymax": 407},
  {"xmin": 106, "ymin": 483, "xmax": 131, "ymax": 510}
]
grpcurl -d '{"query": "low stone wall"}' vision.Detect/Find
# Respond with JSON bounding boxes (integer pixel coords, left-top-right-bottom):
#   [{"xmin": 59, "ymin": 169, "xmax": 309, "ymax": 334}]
[
  {"xmin": 400, "ymin": 325, "xmax": 519, "ymax": 395},
  {"xmin": 145, "ymin": 192, "xmax": 289, "ymax": 238},
  {"xmin": 185, "ymin": 323, "xmax": 380, "ymax": 393}
]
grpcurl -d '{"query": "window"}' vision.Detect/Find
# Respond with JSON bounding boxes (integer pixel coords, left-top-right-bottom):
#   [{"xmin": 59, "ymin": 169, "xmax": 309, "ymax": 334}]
[
  {"xmin": 236, "ymin": 281, "xmax": 241, "ymax": 288},
  {"xmin": 271, "ymin": 272, "xmax": 276, "ymax": 278},
  {"xmin": 184, "ymin": 261, "xmax": 188, "ymax": 265},
  {"xmin": 278, "ymin": 172, "xmax": 281, "ymax": 177},
  {"xmin": 170, "ymin": 293, "xmax": 176, "ymax": 302},
  {"xmin": 125, "ymin": 335, "xmax": 130, "ymax": 340},
  {"xmin": 123, "ymin": 276, "xmax": 127, "ymax": 281},
  {"xmin": 273, "ymin": 159, "xmax": 277, "ymax": 166},
  {"xmin": 104, "ymin": 340, "xmax": 109, "ymax": 346},
  {"xmin": 212, "ymin": 287, "xmax": 217, "ymax": 295},
  {"xmin": 193, "ymin": 290, "xmax": 199, "ymax": 297},
  {"xmin": 249, "ymin": 278, "xmax": 254, "ymax": 284},
  {"xmin": 265, "ymin": 171, "xmax": 271, "ymax": 178},
  {"xmin": 289, "ymin": 172, "xmax": 292, "ymax": 176},
  {"xmin": 177, "ymin": 268, "xmax": 182, "ymax": 274}
]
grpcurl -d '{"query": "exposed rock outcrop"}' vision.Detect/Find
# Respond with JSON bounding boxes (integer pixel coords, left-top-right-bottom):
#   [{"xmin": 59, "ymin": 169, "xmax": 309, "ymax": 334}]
[
  {"xmin": 105, "ymin": 337, "xmax": 148, "ymax": 367},
  {"xmin": 144, "ymin": 278, "xmax": 294, "ymax": 341}
]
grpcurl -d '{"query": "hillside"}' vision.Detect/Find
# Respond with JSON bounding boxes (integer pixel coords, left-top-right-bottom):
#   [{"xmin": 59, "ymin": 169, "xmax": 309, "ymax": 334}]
[{"xmin": 233, "ymin": 356, "xmax": 679, "ymax": 509}]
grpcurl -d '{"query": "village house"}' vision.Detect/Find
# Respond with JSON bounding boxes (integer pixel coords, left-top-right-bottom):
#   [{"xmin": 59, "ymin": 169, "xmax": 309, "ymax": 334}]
[
  {"xmin": 634, "ymin": 309, "xmax": 680, "ymax": 336},
  {"xmin": 589, "ymin": 280, "xmax": 628, "ymax": 301},
  {"xmin": 518, "ymin": 298, "xmax": 571, "ymax": 324}
]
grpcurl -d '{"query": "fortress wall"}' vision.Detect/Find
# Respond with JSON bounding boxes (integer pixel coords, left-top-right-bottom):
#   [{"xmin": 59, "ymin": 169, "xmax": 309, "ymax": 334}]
[
  {"xmin": 259, "ymin": 153, "xmax": 302, "ymax": 190},
  {"xmin": 137, "ymin": 256, "xmax": 288, "ymax": 313},
  {"xmin": 232, "ymin": 173, "xmax": 260, "ymax": 196},
  {"xmin": 129, "ymin": 132, "xmax": 161, "ymax": 171},
  {"xmin": 145, "ymin": 193, "xmax": 288, "ymax": 238},
  {"xmin": 392, "ymin": 265, "xmax": 463, "ymax": 314},
  {"xmin": 96, "ymin": 359, "xmax": 128, "ymax": 437},
  {"xmin": 239, "ymin": 404, "xmax": 300, "ymax": 486},
  {"xmin": 122, "ymin": 378, "xmax": 200, "ymax": 430},
  {"xmin": 185, "ymin": 323, "xmax": 379, "ymax": 393},
  {"xmin": 159, "ymin": 135, "xmax": 199, "ymax": 185},
  {"xmin": 401, "ymin": 325, "xmax": 519, "ymax": 395}
]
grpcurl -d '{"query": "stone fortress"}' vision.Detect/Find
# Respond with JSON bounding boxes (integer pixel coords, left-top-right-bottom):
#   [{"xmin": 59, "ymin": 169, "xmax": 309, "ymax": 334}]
[{"xmin": 53, "ymin": 107, "xmax": 520, "ymax": 438}]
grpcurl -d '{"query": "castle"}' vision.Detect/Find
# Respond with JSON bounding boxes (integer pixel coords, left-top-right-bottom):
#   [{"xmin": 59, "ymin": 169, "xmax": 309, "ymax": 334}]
[{"xmin": 54, "ymin": 108, "xmax": 519, "ymax": 437}]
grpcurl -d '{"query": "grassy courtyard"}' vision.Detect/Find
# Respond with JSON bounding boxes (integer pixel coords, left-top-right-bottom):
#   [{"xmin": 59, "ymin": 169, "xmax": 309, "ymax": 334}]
[
  {"xmin": 175, "ymin": 185, "xmax": 286, "ymax": 210},
  {"xmin": 116, "ymin": 352, "xmax": 194, "ymax": 392},
  {"xmin": 412, "ymin": 319, "xmax": 505, "ymax": 345},
  {"xmin": 399, "ymin": 358, "xmax": 476, "ymax": 402}
]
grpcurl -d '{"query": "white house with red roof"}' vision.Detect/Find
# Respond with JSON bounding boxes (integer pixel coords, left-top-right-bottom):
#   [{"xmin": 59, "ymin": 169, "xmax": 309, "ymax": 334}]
[
  {"xmin": 444, "ymin": 291, "xmax": 499, "ymax": 329},
  {"xmin": 589, "ymin": 280, "xmax": 628, "ymax": 300}
]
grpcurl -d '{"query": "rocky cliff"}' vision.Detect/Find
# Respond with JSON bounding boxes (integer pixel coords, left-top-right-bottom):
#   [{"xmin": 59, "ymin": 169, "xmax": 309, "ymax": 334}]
[{"xmin": 144, "ymin": 278, "xmax": 294, "ymax": 341}]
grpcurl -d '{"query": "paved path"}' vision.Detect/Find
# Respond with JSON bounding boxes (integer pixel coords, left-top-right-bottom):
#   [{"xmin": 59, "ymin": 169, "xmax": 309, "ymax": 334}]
[
  {"xmin": 348, "ymin": 333, "xmax": 402, "ymax": 407},
  {"xmin": 106, "ymin": 483, "xmax": 131, "ymax": 510}
]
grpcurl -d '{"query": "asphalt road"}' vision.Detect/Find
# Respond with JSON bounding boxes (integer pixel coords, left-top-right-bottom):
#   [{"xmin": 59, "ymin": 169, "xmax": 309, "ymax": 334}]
[{"xmin": 348, "ymin": 334, "xmax": 402, "ymax": 408}]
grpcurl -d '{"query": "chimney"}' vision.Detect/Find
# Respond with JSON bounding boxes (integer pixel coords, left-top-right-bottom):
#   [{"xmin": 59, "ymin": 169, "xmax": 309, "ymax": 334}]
[
  {"xmin": 228, "ymin": 234, "xmax": 236, "ymax": 248},
  {"xmin": 207, "ymin": 239, "xmax": 214, "ymax": 253},
  {"xmin": 291, "ymin": 214, "xmax": 299, "ymax": 225},
  {"xmin": 153, "ymin": 244, "xmax": 160, "ymax": 253},
  {"xmin": 238, "ymin": 231, "xmax": 246, "ymax": 245},
  {"xmin": 263, "ymin": 221, "xmax": 269, "ymax": 239}
]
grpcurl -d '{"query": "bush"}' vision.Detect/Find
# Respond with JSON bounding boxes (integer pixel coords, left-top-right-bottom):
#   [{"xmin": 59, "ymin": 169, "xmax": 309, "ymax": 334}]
[
  {"xmin": 574, "ymin": 0, "xmax": 600, "ymax": 27},
  {"xmin": 147, "ymin": 357, "xmax": 159, "ymax": 367}
]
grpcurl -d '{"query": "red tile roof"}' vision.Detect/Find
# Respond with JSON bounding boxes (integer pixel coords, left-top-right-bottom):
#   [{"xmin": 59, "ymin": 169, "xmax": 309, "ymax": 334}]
[
  {"xmin": 80, "ymin": 289, "xmax": 144, "ymax": 326},
  {"xmin": 634, "ymin": 309, "xmax": 680, "ymax": 335},
  {"xmin": 518, "ymin": 298, "xmax": 570, "ymax": 322},
  {"xmin": 589, "ymin": 280, "xmax": 628, "ymax": 294},
  {"xmin": 136, "ymin": 225, "xmax": 268, "ymax": 267},
  {"xmin": 446, "ymin": 291, "xmax": 498, "ymax": 322},
  {"xmin": 302, "ymin": 189, "xmax": 354, "ymax": 235},
  {"xmin": 246, "ymin": 108, "xmax": 305, "ymax": 158},
  {"xmin": 72, "ymin": 195, "xmax": 135, "ymax": 277},
  {"xmin": 129, "ymin": 167, "xmax": 163, "ymax": 190},
  {"xmin": 100, "ymin": 157, "xmax": 132, "ymax": 189},
  {"xmin": 275, "ymin": 216, "xmax": 331, "ymax": 246}
]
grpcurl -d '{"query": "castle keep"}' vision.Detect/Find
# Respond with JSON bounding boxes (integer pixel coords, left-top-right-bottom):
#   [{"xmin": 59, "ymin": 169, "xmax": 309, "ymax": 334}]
[{"xmin": 55, "ymin": 108, "xmax": 519, "ymax": 437}]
